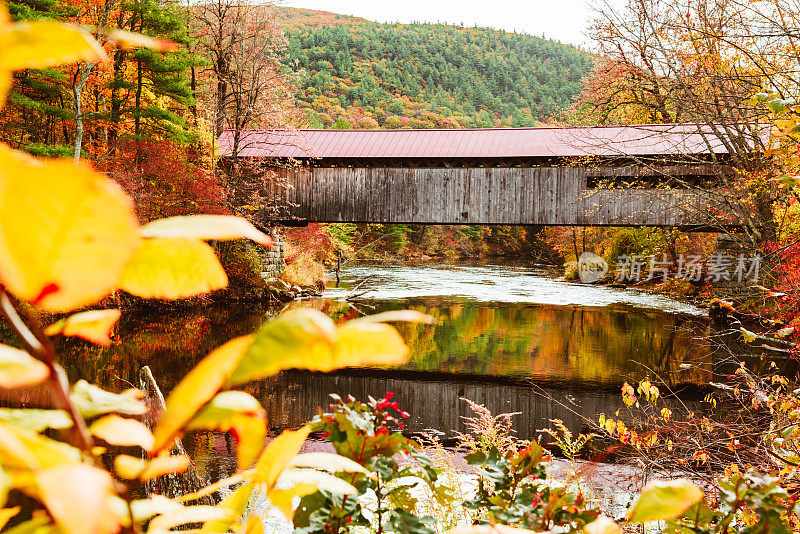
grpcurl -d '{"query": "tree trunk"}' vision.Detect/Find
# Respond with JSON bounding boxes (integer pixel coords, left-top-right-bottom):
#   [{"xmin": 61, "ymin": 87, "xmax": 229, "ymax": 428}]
[
  {"xmin": 108, "ymin": 48, "xmax": 126, "ymax": 156},
  {"xmin": 72, "ymin": 62, "xmax": 95, "ymax": 162},
  {"xmin": 215, "ymin": 55, "xmax": 228, "ymax": 138},
  {"xmin": 134, "ymin": 54, "xmax": 143, "ymax": 165}
]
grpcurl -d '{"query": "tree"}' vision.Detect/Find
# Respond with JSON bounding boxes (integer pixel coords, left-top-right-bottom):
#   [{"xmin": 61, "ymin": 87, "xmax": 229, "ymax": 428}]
[
  {"xmin": 192, "ymin": 0, "xmax": 294, "ymax": 157},
  {"xmin": 580, "ymin": 0, "xmax": 800, "ymax": 248}
]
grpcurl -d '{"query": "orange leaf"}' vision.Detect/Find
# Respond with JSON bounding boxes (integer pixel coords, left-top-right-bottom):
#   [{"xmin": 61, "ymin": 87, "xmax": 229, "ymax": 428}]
[
  {"xmin": 109, "ymin": 29, "xmax": 178, "ymax": 51},
  {"xmin": 45, "ymin": 309, "xmax": 121, "ymax": 346},
  {"xmin": 36, "ymin": 464, "xmax": 121, "ymax": 534}
]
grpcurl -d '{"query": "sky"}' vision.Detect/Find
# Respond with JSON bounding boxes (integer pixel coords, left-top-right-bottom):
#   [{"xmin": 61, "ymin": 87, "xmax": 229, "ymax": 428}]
[{"xmin": 280, "ymin": 0, "xmax": 597, "ymax": 48}]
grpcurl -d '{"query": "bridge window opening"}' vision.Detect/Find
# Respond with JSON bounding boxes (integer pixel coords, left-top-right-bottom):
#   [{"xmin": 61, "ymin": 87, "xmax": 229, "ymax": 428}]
[{"xmin": 586, "ymin": 173, "xmax": 720, "ymax": 189}]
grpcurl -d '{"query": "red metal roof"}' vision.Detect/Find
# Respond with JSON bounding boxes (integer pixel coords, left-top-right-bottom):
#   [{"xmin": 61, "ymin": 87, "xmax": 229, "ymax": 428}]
[{"xmin": 217, "ymin": 125, "xmax": 731, "ymax": 159}]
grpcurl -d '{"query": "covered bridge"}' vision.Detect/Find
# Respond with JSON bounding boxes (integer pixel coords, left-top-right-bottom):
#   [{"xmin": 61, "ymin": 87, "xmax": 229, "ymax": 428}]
[{"xmin": 218, "ymin": 125, "xmax": 732, "ymax": 228}]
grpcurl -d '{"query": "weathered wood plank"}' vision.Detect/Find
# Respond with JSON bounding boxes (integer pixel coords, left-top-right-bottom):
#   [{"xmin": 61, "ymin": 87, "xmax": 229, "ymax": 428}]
[{"xmin": 254, "ymin": 166, "xmax": 719, "ymax": 227}]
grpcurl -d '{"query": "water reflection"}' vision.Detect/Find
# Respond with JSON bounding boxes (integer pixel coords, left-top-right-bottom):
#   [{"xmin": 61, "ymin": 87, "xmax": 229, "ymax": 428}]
[
  {"xmin": 291, "ymin": 298, "xmax": 711, "ymax": 385},
  {"xmin": 1, "ymin": 261, "xmax": 721, "ymax": 473}
]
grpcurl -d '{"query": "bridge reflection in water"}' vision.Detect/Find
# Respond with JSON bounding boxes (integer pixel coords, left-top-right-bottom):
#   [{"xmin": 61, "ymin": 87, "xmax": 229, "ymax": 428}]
[{"xmin": 1, "ymin": 299, "xmax": 715, "ymax": 435}]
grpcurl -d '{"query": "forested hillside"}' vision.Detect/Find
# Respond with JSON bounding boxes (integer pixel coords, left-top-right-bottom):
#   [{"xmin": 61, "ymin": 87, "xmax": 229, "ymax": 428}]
[{"xmin": 280, "ymin": 14, "xmax": 593, "ymax": 129}]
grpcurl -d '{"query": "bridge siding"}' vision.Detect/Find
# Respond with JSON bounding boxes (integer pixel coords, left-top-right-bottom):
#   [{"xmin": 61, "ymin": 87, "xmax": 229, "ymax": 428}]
[{"xmin": 267, "ymin": 166, "xmax": 710, "ymax": 226}]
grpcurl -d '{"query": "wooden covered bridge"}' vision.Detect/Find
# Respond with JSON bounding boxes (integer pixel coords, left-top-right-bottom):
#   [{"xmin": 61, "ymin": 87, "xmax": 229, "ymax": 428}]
[{"xmin": 218, "ymin": 125, "xmax": 732, "ymax": 229}]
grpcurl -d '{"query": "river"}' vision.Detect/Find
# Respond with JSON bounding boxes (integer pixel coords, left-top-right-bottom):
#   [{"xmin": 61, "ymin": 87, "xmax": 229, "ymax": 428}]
[{"xmin": 3, "ymin": 259, "xmax": 727, "ymax": 483}]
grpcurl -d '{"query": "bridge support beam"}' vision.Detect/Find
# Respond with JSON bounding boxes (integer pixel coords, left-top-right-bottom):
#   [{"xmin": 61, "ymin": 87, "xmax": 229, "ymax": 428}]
[
  {"xmin": 259, "ymin": 229, "xmax": 285, "ymax": 280},
  {"xmin": 711, "ymin": 232, "xmax": 762, "ymax": 298}
]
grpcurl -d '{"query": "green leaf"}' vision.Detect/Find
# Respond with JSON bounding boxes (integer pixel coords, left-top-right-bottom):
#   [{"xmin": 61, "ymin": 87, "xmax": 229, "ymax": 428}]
[
  {"xmin": 187, "ymin": 391, "xmax": 263, "ymax": 428},
  {"xmin": 269, "ymin": 470, "xmax": 357, "ymax": 521},
  {"xmin": 70, "ymin": 380, "xmax": 147, "ymax": 419},
  {"xmin": 385, "ymin": 508, "xmax": 434, "ymax": 534},
  {"xmin": 0, "ymin": 344, "xmax": 49, "ymax": 388},
  {"xmin": 140, "ymin": 215, "xmax": 274, "ymax": 247},
  {"xmin": 627, "ymin": 479, "xmax": 703, "ymax": 523},
  {"xmin": 151, "ymin": 335, "xmax": 252, "ymax": 455},
  {"xmin": 118, "ymin": 238, "xmax": 228, "ymax": 299},
  {"xmin": 768, "ymin": 98, "xmax": 793, "ymax": 115},
  {"xmin": 0, "ymin": 409, "xmax": 71, "ymax": 432}
]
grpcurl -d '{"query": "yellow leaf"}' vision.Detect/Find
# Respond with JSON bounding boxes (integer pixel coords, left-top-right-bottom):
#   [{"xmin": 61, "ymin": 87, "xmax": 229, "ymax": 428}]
[
  {"xmin": 147, "ymin": 505, "xmax": 232, "ymax": 532},
  {"xmin": 70, "ymin": 380, "xmax": 147, "ymax": 418},
  {"xmin": 141, "ymin": 215, "xmax": 274, "ymax": 247},
  {"xmin": 268, "ymin": 483, "xmax": 317, "ymax": 521},
  {"xmin": 178, "ymin": 472, "xmax": 249, "ymax": 503},
  {"xmin": 0, "ymin": 343, "xmax": 48, "ymax": 388},
  {"xmin": 45, "ymin": 309, "xmax": 121, "ymax": 346},
  {"xmin": 445, "ymin": 526, "xmax": 542, "ymax": 534},
  {"xmin": 151, "ymin": 335, "xmax": 252, "ymax": 454},
  {"xmin": 740, "ymin": 327, "xmax": 757, "ymax": 343},
  {"xmin": 276, "ymin": 469, "xmax": 357, "ymax": 495},
  {"xmin": 289, "ymin": 453, "xmax": 369, "ymax": 475},
  {"xmin": 186, "ymin": 391, "xmax": 266, "ymax": 469},
  {"xmin": 226, "ymin": 310, "xmax": 411, "ymax": 386},
  {"xmin": 226, "ymin": 310, "xmax": 337, "ymax": 386},
  {"xmin": 0, "ymin": 409, "xmax": 71, "ymax": 432},
  {"xmin": 108, "ymin": 28, "xmax": 177, "ymax": 51},
  {"xmin": 89, "ymin": 415, "xmax": 154, "ymax": 451},
  {"xmin": 115, "ymin": 453, "xmax": 190, "ymax": 481},
  {"xmin": 0, "ymin": 420, "xmax": 80, "ymax": 469},
  {"xmin": 199, "ymin": 483, "xmax": 253, "ymax": 534},
  {"xmin": 584, "ymin": 517, "xmax": 621, "ymax": 534},
  {"xmin": 130, "ymin": 495, "xmax": 182, "ymax": 524},
  {"xmin": 119, "ymin": 238, "xmax": 228, "ymax": 299},
  {"xmin": 1, "ymin": 21, "xmax": 106, "ymax": 70},
  {"xmin": 0, "ymin": 146, "xmax": 140, "ymax": 312},
  {"xmin": 36, "ymin": 464, "xmax": 120, "ymax": 534},
  {"xmin": 333, "ymin": 321, "xmax": 409, "ymax": 368},
  {"xmin": 244, "ymin": 515, "xmax": 264, "ymax": 534},
  {"xmin": 627, "ymin": 479, "xmax": 703, "ymax": 523},
  {"xmin": 349, "ymin": 310, "xmax": 434, "ymax": 324},
  {"xmin": 0, "ymin": 69, "xmax": 8, "ymax": 110},
  {"xmin": 254, "ymin": 425, "xmax": 310, "ymax": 489},
  {"xmin": 0, "ymin": 507, "xmax": 20, "ymax": 530}
]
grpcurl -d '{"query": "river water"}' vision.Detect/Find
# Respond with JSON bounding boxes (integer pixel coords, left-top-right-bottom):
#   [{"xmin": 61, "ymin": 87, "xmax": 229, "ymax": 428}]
[{"xmin": 3, "ymin": 260, "xmax": 723, "ymax": 481}]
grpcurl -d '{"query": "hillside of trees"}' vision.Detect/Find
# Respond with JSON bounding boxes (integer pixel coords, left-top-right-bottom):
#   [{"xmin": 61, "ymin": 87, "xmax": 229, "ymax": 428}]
[{"xmin": 279, "ymin": 11, "xmax": 593, "ymax": 129}]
